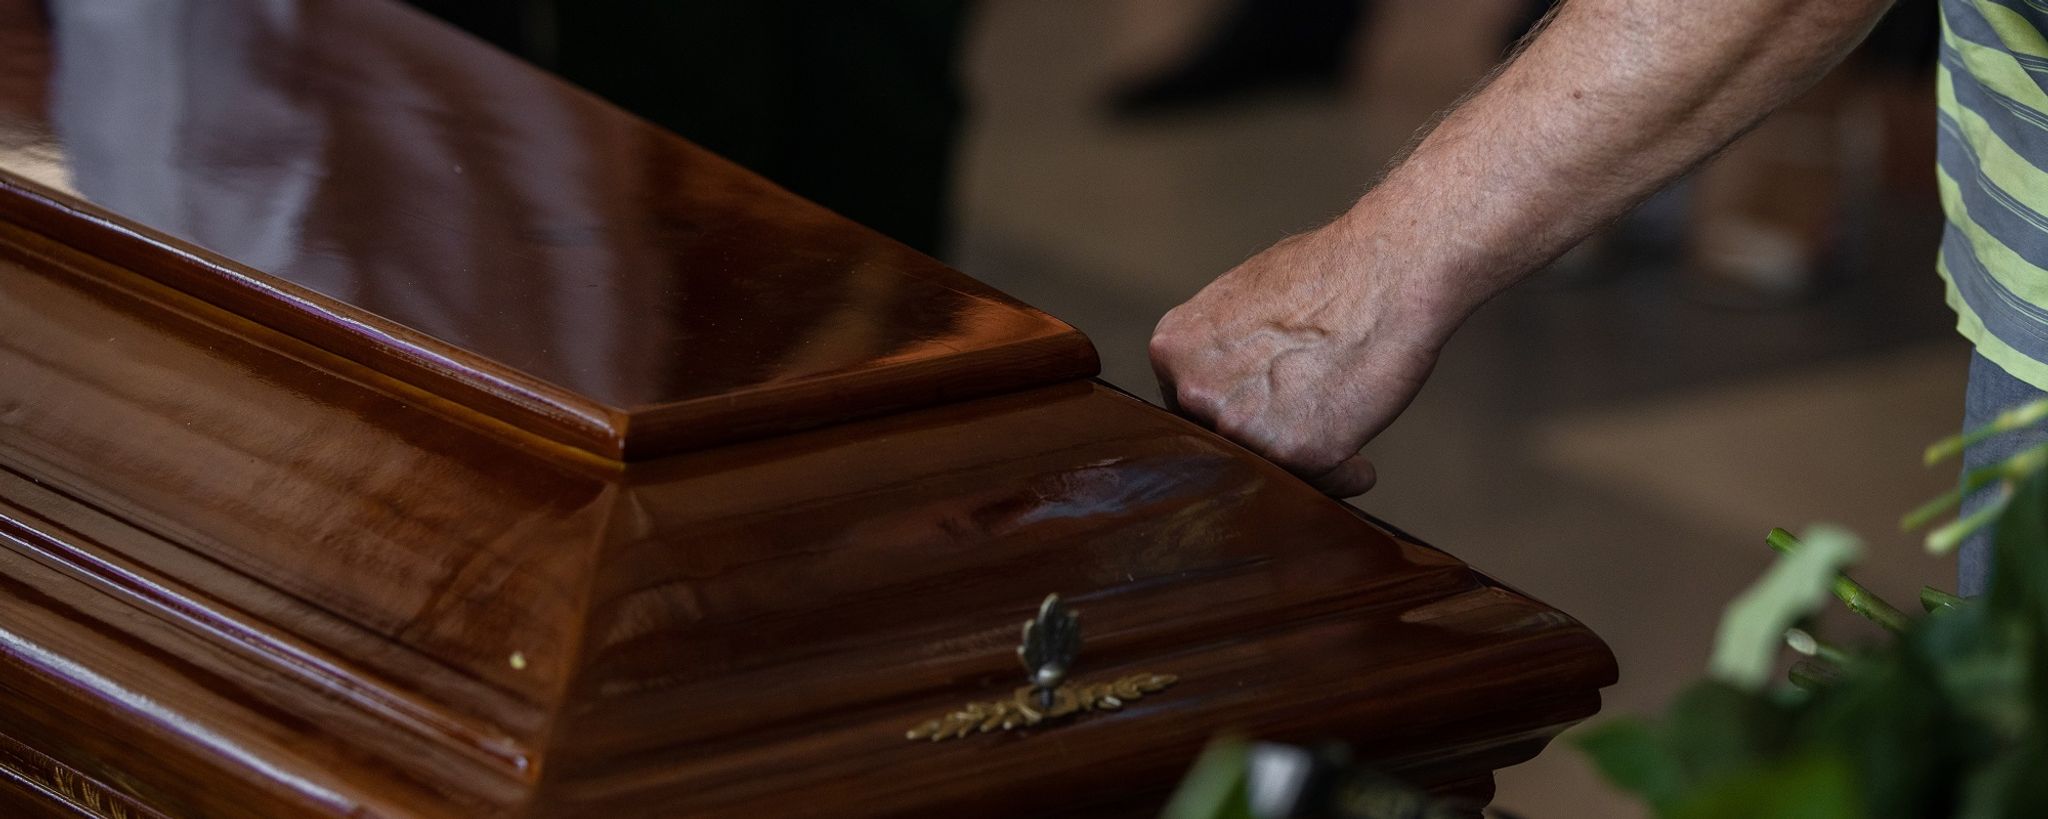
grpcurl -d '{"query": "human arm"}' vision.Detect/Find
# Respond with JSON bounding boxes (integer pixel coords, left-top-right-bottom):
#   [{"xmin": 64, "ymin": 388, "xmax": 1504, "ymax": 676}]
[{"xmin": 1148, "ymin": 0, "xmax": 1896, "ymax": 495}]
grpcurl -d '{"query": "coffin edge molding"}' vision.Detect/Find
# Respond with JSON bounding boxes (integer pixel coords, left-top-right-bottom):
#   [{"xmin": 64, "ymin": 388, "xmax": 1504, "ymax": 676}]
[{"xmin": 0, "ymin": 174, "xmax": 1101, "ymax": 462}]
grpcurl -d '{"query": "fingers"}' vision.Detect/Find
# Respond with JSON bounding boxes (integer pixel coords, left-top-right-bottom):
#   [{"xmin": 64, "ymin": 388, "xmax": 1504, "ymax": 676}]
[
  {"xmin": 1309, "ymin": 454, "xmax": 1377, "ymax": 498},
  {"xmin": 1153, "ymin": 301, "xmax": 1380, "ymax": 497},
  {"xmin": 1159, "ymin": 363, "xmax": 1370, "ymax": 495},
  {"xmin": 1150, "ymin": 314, "xmax": 1197, "ymax": 421},
  {"xmin": 1155, "ymin": 377, "xmax": 1215, "ymax": 430},
  {"xmin": 1155, "ymin": 376, "xmax": 1182, "ymax": 416}
]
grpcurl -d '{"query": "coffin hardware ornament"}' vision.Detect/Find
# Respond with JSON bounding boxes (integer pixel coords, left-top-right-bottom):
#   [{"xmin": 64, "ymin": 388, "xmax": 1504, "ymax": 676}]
[{"xmin": 905, "ymin": 594, "xmax": 1178, "ymax": 741}]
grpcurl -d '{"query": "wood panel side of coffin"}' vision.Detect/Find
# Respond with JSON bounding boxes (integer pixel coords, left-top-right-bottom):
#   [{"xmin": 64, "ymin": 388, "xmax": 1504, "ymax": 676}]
[
  {"xmin": 0, "ymin": 225, "xmax": 601, "ymax": 817},
  {"xmin": 533, "ymin": 385, "xmax": 1618, "ymax": 817},
  {"xmin": 0, "ymin": 224, "xmax": 1615, "ymax": 818}
]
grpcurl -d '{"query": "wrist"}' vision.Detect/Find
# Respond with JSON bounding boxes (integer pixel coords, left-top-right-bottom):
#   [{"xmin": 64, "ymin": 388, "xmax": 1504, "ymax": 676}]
[{"xmin": 1319, "ymin": 202, "xmax": 1475, "ymax": 351}]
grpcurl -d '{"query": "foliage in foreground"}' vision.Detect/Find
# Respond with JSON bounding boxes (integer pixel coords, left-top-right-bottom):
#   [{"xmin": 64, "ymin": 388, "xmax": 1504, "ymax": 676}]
[
  {"xmin": 1164, "ymin": 400, "xmax": 2048, "ymax": 818},
  {"xmin": 1576, "ymin": 401, "xmax": 2048, "ymax": 819}
]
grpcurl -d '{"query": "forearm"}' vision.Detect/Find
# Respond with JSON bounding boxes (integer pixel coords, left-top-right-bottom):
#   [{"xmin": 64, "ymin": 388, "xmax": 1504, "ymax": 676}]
[
  {"xmin": 1150, "ymin": 0, "xmax": 1898, "ymax": 489},
  {"xmin": 1328, "ymin": 0, "xmax": 1892, "ymax": 334}
]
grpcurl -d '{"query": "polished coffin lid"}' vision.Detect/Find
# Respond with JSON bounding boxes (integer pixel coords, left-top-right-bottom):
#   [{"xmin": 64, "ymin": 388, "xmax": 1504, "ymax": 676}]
[
  {"xmin": 0, "ymin": 232, "xmax": 1614, "ymax": 817},
  {"xmin": 0, "ymin": 0, "xmax": 1097, "ymax": 460},
  {"xmin": 0, "ymin": 1, "xmax": 1617, "ymax": 817}
]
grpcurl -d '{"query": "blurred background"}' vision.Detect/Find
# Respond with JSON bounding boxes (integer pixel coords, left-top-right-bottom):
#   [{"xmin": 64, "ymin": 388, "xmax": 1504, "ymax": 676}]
[
  {"xmin": 418, "ymin": 0, "xmax": 1961, "ymax": 814},
  {"xmin": 957, "ymin": 5, "xmax": 1953, "ymax": 813}
]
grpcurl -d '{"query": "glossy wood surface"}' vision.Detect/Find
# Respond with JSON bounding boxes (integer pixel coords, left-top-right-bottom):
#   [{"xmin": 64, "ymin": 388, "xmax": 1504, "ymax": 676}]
[
  {"xmin": 0, "ymin": 0, "xmax": 1616, "ymax": 815},
  {"xmin": 0, "ymin": 224, "xmax": 1615, "ymax": 816},
  {"xmin": 0, "ymin": 0, "xmax": 1097, "ymax": 460}
]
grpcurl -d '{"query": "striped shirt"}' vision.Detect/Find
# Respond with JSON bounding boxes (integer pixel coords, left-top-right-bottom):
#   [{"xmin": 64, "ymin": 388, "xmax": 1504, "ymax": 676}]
[{"xmin": 1939, "ymin": 0, "xmax": 2048, "ymax": 390}]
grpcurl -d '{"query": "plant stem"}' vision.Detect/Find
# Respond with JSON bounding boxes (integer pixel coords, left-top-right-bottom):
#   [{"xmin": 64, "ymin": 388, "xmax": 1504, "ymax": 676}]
[
  {"xmin": 1903, "ymin": 444, "xmax": 2048, "ymax": 532},
  {"xmin": 1900, "ymin": 488, "xmax": 1962, "ymax": 532},
  {"xmin": 1784, "ymin": 628, "xmax": 1854, "ymax": 665},
  {"xmin": 1926, "ymin": 489, "xmax": 2010, "ymax": 555},
  {"xmin": 1789, "ymin": 658, "xmax": 1843, "ymax": 691},
  {"xmin": 1765, "ymin": 529, "xmax": 1910, "ymax": 633},
  {"xmin": 1924, "ymin": 398, "xmax": 2048, "ymax": 465},
  {"xmin": 1920, "ymin": 586, "xmax": 1964, "ymax": 612}
]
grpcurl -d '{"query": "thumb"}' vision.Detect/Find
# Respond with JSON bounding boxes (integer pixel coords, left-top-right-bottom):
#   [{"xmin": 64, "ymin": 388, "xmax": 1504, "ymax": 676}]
[{"xmin": 1308, "ymin": 454, "xmax": 1377, "ymax": 497}]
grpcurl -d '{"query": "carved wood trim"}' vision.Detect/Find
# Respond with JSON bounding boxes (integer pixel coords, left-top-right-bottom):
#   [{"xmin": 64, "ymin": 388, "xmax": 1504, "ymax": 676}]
[
  {"xmin": 0, "ymin": 476, "xmax": 540, "ymax": 778},
  {"xmin": 0, "ymin": 729, "xmax": 166, "ymax": 819}
]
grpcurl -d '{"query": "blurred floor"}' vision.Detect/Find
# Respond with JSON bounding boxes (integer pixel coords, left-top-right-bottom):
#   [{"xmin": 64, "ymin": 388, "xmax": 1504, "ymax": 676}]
[{"xmin": 950, "ymin": 1, "xmax": 1959, "ymax": 816}]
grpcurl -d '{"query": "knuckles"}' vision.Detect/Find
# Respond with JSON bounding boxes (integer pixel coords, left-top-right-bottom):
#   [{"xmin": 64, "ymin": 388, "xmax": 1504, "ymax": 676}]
[
  {"xmin": 1213, "ymin": 409, "xmax": 1344, "ymax": 477},
  {"xmin": 1149, "ymin": 313, "xmax": 1215, "ymax": 416},
  {"xmin": 1147, "ymin": 313, "xmax": 1194, "ymax": 364},
  {"xmin": 1267, "ymin": 439, "xmax": 1345, "ymax": 477},
  {"xmin": 1151, "ymin": 299, "xmax": 1350, "ymax": 476},
  {"xmin": 1172, "ymin": 382, "xmax": 1224, "ymax": 421}
]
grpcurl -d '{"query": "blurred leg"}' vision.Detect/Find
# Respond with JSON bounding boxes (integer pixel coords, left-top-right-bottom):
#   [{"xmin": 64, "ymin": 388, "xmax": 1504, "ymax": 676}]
[
  {"xmin": 415, "ymin": 1, "xmax": 972, "ymax": 254},
  {"xmin": 1960, "ymin": 353, "xmax": 2048, "ymax": 596},
  {"xmin": 1110, "ymin": 0, "xmax": 1368, "ymax": 114}
]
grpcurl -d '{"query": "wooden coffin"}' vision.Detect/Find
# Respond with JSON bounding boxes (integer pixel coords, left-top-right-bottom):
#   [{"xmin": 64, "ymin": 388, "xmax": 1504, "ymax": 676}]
[{"xmin": 0, "ymin": 1, "xmax": 1617, "ymax": 816}]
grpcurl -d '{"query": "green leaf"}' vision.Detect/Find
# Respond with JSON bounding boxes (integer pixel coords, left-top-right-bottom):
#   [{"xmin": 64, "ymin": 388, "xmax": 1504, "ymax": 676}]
[
  {"xmin": 1792, "ymin": 652, "xmax": 1956, "ymax": 819},
  {"xmin": 1986, "ymin": 468, "xmax": 2048, "ymax": 717},
  {"xmin": 1667, "ymin": 752, "xmax": 1863, "ymax": 819},
  {"xmin": 1162, "ymin": 739, "xmax": 1255, "ymax": 819},
  {"xmin": 1580, "ymin": 682, "xmax": 1798, "ymax": 814},
  {"xmin": 1712, "ymin": 526, "xmax": 1864, "ymax": 690},
  {"xmin": 1326, "ymin": 770, "xmax": 1473, "ymax": 819},
  {"xmin": 1664, "ymin": 682, "xmax": 1800, "ymax": 784},
  {"xmin": 1577, "ymin": 719, "xmax": 1685, "ymax": 807},
  {"xmin": 1989, "ymin": 468, "xmax": 2048, "ymax": 629},
  {"xmin": 1907, "ymin": 602, "xmax": 2028, "ymax": 744},
  {"xmin": 1955, "ymin": 739, "xmax": 2048, "ymax": 819}
]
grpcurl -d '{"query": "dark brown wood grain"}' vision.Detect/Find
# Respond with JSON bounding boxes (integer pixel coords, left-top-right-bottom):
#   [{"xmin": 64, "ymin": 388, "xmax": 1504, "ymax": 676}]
[
  {"xmin": 0, "ymin": 0, "xmax": 1097, "ymax": 461},
  {"xmin": 0, "ymin": 223, "xmax": 1614, "ymax": 817},
  {"xmin": 0, "ymin": 728, "xmax": 168, "ymax": 819},
  {"xmin": 0, "ymin": 0, "xmax": 1617, "ymax": 816}
]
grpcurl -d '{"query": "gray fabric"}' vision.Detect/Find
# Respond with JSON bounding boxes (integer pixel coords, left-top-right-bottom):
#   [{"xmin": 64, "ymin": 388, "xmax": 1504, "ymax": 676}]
[{"xmin": 1961, "ymin": 351, "xmax": 2048, "ymax": 595}]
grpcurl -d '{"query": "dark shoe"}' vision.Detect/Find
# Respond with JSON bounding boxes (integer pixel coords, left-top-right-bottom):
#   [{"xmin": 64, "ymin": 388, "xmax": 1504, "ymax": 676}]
[{"xmin": 1110, "ymin": 0, "xmax": 1365, "ymax": 116}]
